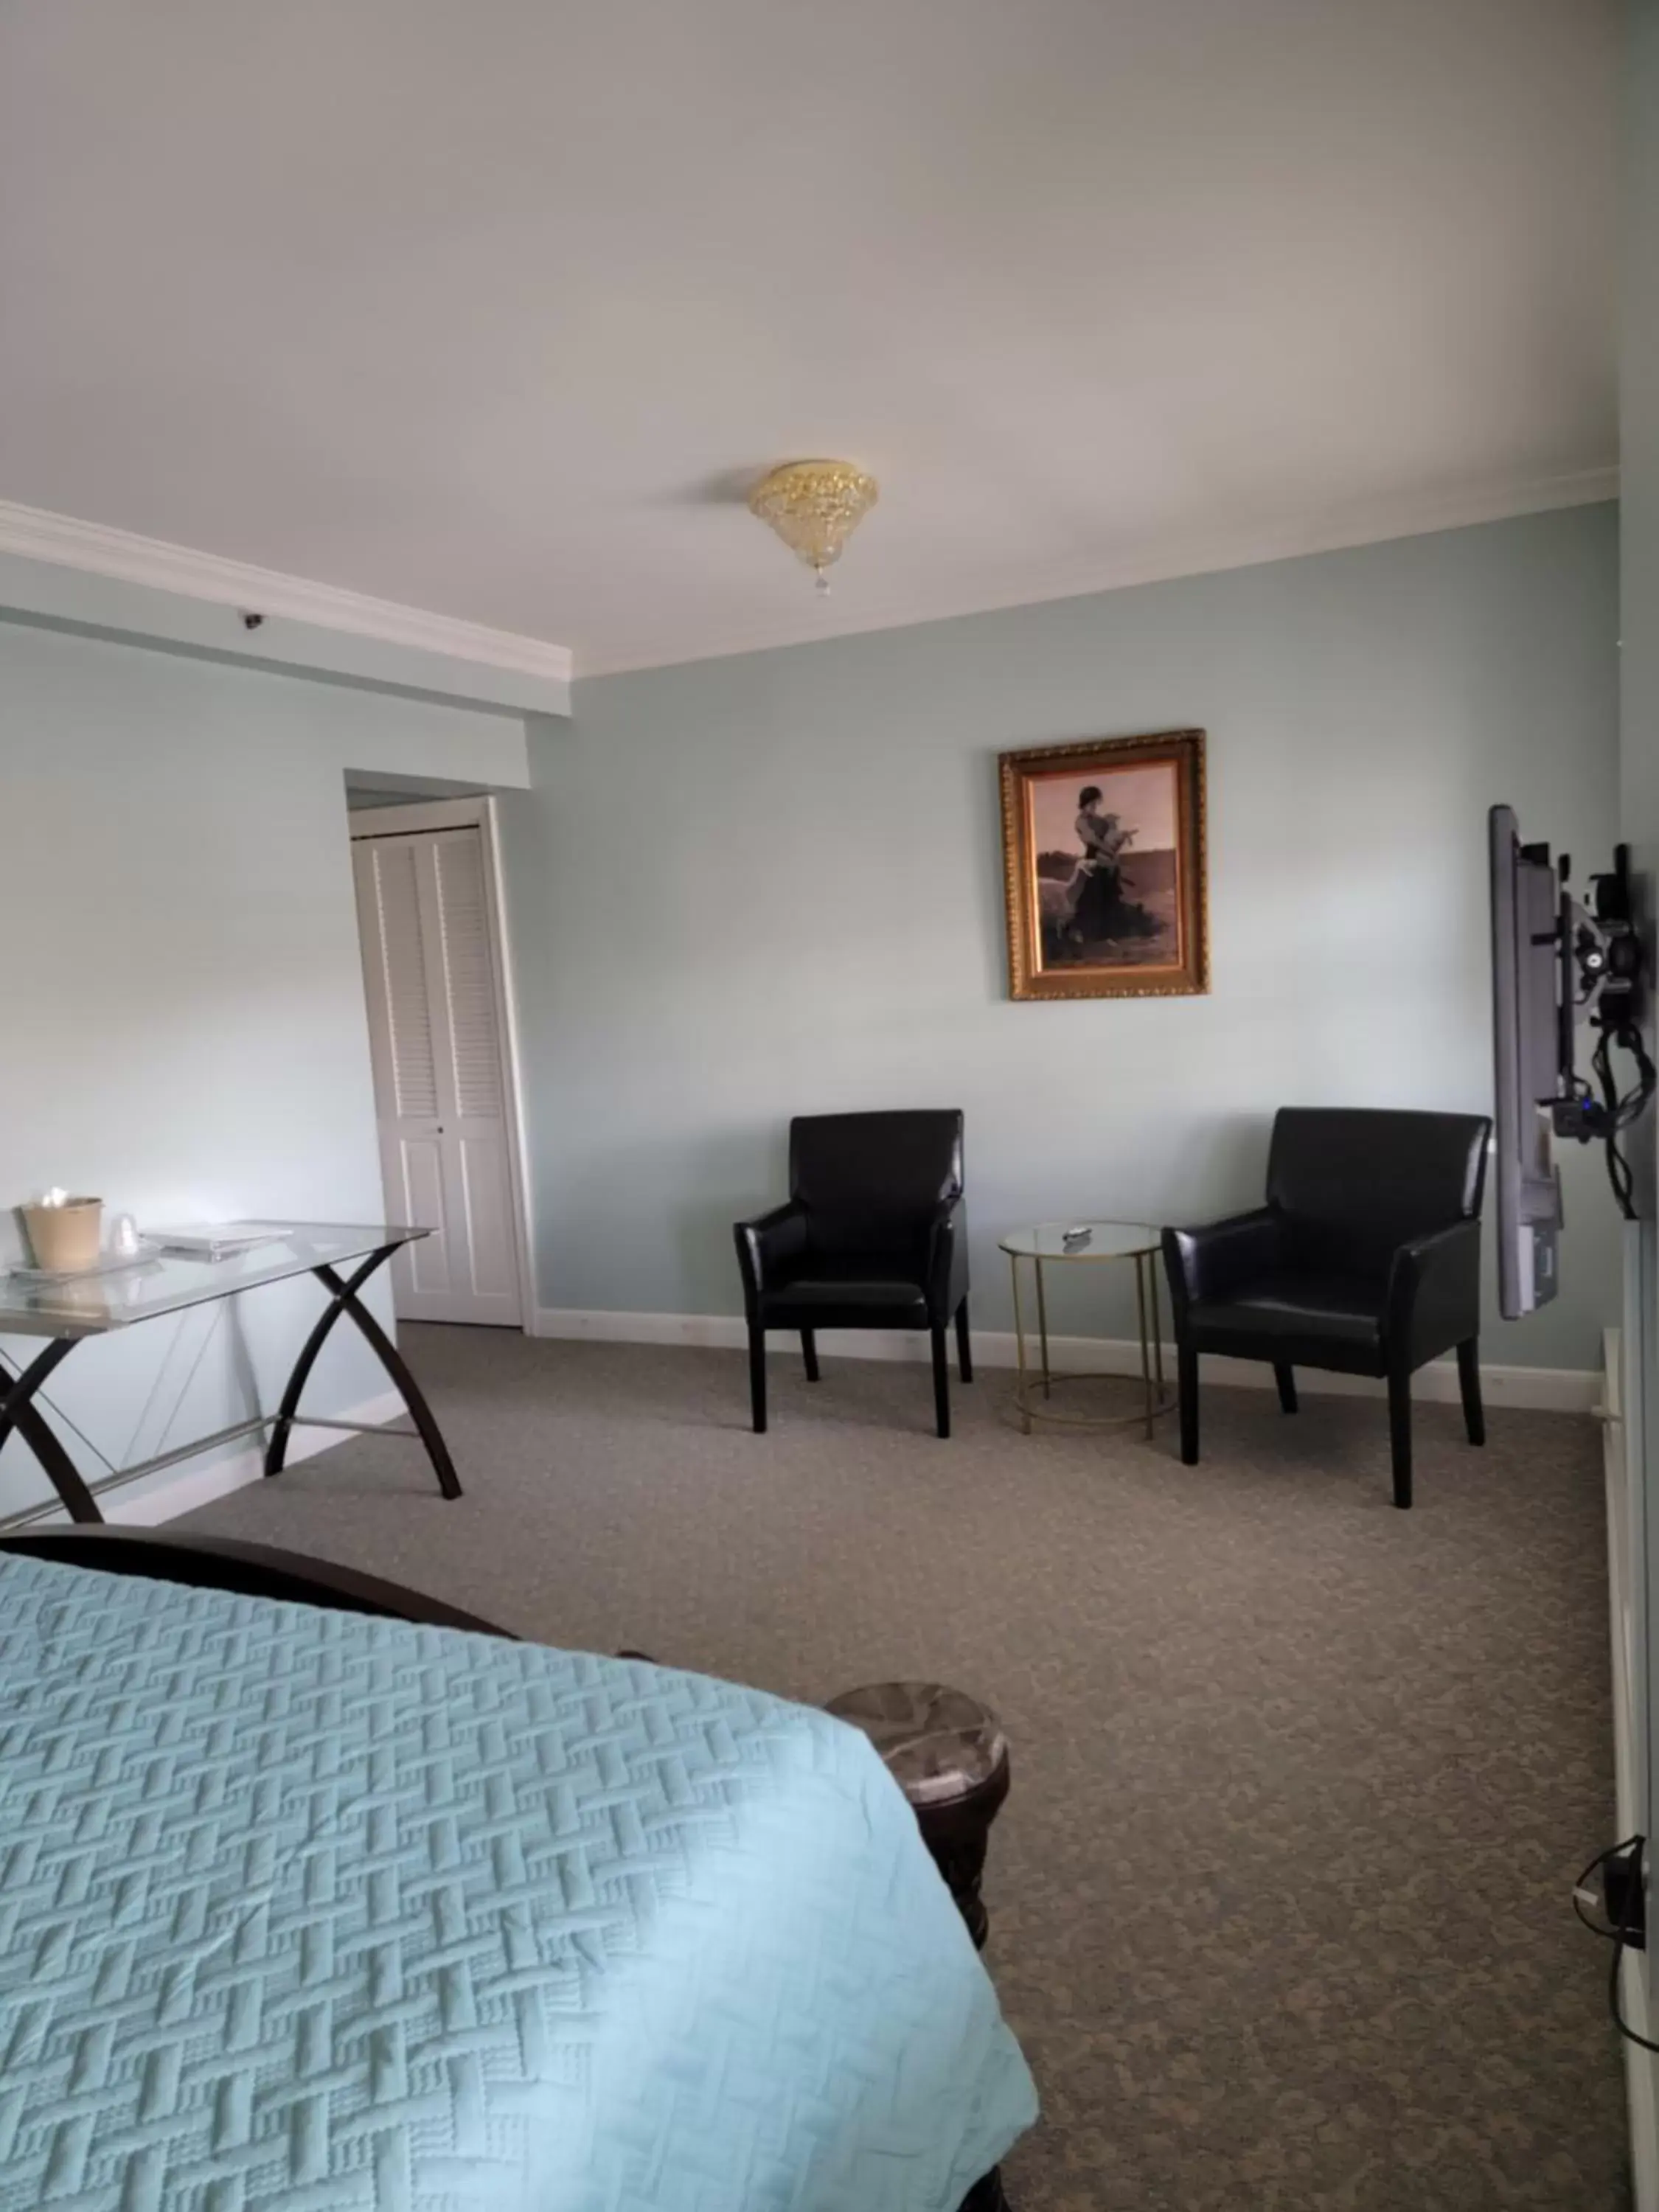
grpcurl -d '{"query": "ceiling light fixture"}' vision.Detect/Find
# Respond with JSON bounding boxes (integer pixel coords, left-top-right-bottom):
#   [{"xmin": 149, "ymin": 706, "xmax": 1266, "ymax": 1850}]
[{"xmin": 748, "ymin": 459, "xmax": 878, "ymax": 594}]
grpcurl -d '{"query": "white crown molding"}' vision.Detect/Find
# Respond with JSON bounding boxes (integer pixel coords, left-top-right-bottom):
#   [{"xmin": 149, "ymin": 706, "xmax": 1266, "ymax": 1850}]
[
  {"xmin": 0, "ymin": 498, "xmax": 573, "ymax": 686},
  {"xmin": 577, "ymin": 464, "xmax": 1620, "ymax": 679},
  {"xmin": 0, "ymin": 462, "xmax": 1615, "ymax": 691}
]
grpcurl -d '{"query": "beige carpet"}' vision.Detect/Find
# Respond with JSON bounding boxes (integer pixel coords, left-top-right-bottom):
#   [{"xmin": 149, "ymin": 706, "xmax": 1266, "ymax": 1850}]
[{"xmin": 180, "ymin": 1328, "xmax": 1627, "ymax": 2211}]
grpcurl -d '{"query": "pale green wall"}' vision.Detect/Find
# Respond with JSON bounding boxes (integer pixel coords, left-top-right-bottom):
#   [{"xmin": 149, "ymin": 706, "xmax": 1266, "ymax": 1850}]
[
  {"xmin": 0, "ymin": 616, "xmax": 527, "ymax": 1521},
  {"xmin": 508, "ymin": 504, "xmax": 1621, "ymax": 1371}
]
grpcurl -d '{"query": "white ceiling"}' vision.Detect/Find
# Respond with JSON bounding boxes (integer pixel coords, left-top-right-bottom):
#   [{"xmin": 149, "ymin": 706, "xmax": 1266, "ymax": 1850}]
[{"xmin": 0, "ymin": 0, "xmax": 1616, "ymax": 677}]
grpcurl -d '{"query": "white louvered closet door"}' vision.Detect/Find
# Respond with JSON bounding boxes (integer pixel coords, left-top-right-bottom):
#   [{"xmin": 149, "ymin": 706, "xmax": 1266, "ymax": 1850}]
[{"xmin": 352, "ymin": 827, "xmax": 524, "ymax": 1325}]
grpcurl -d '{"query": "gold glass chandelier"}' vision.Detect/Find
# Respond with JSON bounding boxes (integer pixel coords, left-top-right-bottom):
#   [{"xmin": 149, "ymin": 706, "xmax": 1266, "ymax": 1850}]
[{"xmin": 748, "ymin": 459, "xmax": 879, "ymax": 593}]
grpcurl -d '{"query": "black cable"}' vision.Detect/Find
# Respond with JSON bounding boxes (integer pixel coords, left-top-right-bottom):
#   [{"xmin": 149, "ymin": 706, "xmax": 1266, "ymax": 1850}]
[
  {"xmin": 1610, "ymin": 1905, "xmax": 1659, "ymax": 2056},
  {"xmin": 1594, "ymin": 1023, "xmax": 1656, "ymax": 1133},
  {"xmin": 1574, "ymin": 1835, "xmax": 1659, "ymax": 2053},
  {"xmin": 1576, "ymin": 1837, "xmax": 1630, "ymax": 1938},
  {"xmin": 1607, "ymin": 1935, "xmax": 1659, "ymax": 2053},
  {"xmin": 1605, "ymin": 1136, "xmax": 1635, "ymax": 1220},
  {"xmin": 1576, "ymin": 1885, "xmax": 1614, "ymax": 1939},
  {"xmin": 1590, "ymin": 1034, "xmax": 1630, "ymax": 1216},
  {"xmin": 1587, "ymin": 1022, "xmax": 1655, "ymax": 1221}
]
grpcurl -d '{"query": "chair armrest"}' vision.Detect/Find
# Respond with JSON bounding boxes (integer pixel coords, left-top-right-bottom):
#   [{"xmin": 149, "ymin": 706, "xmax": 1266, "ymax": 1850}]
[
  {"xmin": 733, "ymin": 1201, "xmax": 808, "ymax": 1304},
  {"xmin": 924, "ymin": 1195, "xmax": 968, "ymax": 1317},
  {"xmin": 1386, "ymin": 1218, "xmax": 1481, "ymax": 1364},
  {"xmin": 1161, "ymin": 1207, "xmax": 1285, "ymax": 1312}
]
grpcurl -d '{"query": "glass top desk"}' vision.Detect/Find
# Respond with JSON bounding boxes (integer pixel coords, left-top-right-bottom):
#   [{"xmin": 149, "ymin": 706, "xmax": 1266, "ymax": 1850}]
[
  {"xmin": 997, "ymin": 1220, "xmax": 1174, "ymax": 1437},
  {"xmin": 0, "ymin": 1222, "xmax": 461, "ymax": 1526}
]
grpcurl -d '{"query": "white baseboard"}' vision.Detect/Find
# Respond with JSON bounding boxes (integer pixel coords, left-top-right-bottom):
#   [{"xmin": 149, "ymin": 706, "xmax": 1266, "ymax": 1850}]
[
  {"xmin": 532, "ymin": 1308, "xmax": 1597, "ymax": 1414},
  {"xmin": 105, "ymin": 1391, "xmax": 409, "ymax": 1526}
]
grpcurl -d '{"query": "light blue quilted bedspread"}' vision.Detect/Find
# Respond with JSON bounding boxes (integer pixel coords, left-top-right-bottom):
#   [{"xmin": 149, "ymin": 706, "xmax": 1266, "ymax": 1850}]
[{"xmin": 0, "ymin": 1555, "xmax": 1035, "ymax": 2211}]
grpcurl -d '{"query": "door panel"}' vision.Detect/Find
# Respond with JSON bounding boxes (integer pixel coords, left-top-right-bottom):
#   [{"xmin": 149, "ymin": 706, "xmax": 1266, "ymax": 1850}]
[
  {"xmin": 367, "ymin": 838, "xmax": 441, "ymax": 1118},
  {"xmin": 431, "ymin": 834, "xmax": 504, "ymax": 1119},
  {"xmin": 397, "ymin": 1139, "xmax": 451, "ymax": 1295},
  {"xmin": 457, "ymin": 1135, "xmax": 518, "ymax": 1298},
  {"xmin": 352, "ymin": 826, "xmax": 524, "ymax": 1327}
]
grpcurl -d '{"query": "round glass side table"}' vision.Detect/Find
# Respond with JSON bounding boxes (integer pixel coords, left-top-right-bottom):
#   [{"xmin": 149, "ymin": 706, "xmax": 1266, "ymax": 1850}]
[{"xmin": 998, "ymin": 1220, "xmax": 1173, "ymax": 1437}]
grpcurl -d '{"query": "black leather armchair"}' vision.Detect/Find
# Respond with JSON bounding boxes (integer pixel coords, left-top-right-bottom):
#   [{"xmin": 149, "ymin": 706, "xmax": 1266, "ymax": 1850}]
[
  {"xmin": 734, "ymin": 1110, "xmax": 971, "ymax": 1437},
  {"xmin": 1161, "ymin": 1107, "xmax": 1491, "ymax": 1508}
]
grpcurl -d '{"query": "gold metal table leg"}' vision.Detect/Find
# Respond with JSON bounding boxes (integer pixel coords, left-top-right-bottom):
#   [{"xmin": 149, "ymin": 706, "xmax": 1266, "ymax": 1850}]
[
  {"xmin": 1009, "ymin": 1251, "xmax": 1031, "ymax": 1435},
  {"xmin": 1001, "ymin": 1233, "xmax": 1175, "ymax": 1436}
]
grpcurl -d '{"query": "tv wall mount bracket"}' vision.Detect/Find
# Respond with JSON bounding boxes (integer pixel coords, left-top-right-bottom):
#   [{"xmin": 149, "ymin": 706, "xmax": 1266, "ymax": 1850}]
[{"xmin": 1535, "ymin": 841, "xmax": 1655, "ymax": 1208}]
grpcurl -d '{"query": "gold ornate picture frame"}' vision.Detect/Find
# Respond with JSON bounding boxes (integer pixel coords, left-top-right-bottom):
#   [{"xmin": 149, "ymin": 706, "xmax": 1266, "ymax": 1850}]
[{"xmin": 999, "ymin": 729, "xmax": 1208, "ymax": 1000}]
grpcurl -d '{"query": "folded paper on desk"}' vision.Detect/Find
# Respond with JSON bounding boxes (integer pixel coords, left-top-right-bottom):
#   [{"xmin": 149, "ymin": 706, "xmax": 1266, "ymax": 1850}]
[{"xmin": 146, "ymin": 1224, "xmax": 288, "ymax": 1259}]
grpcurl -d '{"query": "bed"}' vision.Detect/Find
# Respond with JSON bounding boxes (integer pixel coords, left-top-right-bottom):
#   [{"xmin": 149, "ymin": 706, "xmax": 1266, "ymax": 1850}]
[{"xmin": 0, "ymin": 1531, "xmax": 1036, "ymax": 2211}]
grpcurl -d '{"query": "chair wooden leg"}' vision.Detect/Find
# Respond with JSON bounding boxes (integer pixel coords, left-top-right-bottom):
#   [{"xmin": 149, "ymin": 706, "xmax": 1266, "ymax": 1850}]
[
  {"xmin": 801, "ymin": 1328, "xmax": 820, "ymax": 1382},
  {"xmin": 748, "ymin": 1320, "xmax": 768, "ymax": 1434},
  {"xmin": 1387, "ymin": 1362, "xmax": 1413, "ymax": 1509},
  {"xmin": 931, "ymin": 1324, "xmax": 952, "ymax": 1439},
  {"xmin": 956, "ymin": 1299, "xmax": 974, "ymax": 1383},
  {"xmin": 1178, "ymin": 1343, "xmax": 1199, "ymax": 1464},
  {"xmin": 1457, "ymin": 1338, "xmax": 1484, "ymax": 1447},
  {"xmin": 1274, "ymin": 1363, "xmax": 1298, "ymax": 1414}
]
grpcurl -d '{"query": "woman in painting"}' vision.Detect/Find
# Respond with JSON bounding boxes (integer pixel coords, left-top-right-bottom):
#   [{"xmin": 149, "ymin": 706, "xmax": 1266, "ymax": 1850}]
[{"xmin": 1066, "ymin": 785, "xmax": 1158, "ymax": 945}]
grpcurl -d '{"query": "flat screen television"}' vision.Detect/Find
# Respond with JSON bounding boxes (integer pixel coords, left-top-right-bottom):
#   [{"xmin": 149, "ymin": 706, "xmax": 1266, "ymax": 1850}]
[{"xmin": 1488, "ymin": 805, "xmax": 1565, "ymax": 1317}]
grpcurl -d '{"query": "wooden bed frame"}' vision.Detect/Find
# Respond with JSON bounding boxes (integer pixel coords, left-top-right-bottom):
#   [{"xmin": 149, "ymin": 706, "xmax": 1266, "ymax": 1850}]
[
  {"xmin": 1, "ymin": 1526, "xmax": 1013, "ymax": 2212},
  {"xmin": 0, "ymin": 1527, "xmax": 515, "ymax": 1632}
]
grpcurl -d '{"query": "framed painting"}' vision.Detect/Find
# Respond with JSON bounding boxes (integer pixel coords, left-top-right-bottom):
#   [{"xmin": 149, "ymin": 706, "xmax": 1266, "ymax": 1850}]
[{"xmin": 999, "ymin": 728, "xmax": 1208, "ymax": 1000}]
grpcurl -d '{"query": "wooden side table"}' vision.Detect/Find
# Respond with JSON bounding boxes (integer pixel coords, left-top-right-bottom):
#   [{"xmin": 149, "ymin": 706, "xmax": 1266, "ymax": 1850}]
[{"xmin": 827, "ymin": 1680, "xmax": 1010, "ymax": 1950}]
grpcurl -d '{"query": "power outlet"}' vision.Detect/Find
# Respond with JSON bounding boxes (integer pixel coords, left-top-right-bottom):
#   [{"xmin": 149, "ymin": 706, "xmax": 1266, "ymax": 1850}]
[{"xmin": 1604, "ymin": 1843, "xmax": 1648, "ymax": 1952}]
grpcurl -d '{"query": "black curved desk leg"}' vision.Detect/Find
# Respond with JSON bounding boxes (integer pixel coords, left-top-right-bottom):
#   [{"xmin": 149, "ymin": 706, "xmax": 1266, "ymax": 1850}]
[
  {"xmin": 0, "ymin": 1338, "xmax": 104, "ymax": 1523},
  {"xmin": 263, "ymin": 1247, "xmax": 462, "ymax": 1499}
]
